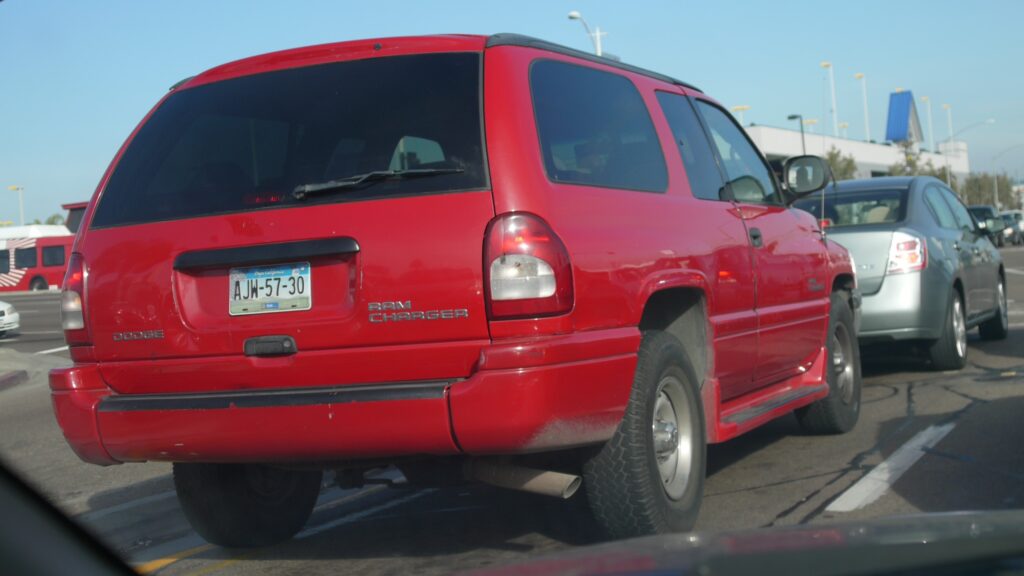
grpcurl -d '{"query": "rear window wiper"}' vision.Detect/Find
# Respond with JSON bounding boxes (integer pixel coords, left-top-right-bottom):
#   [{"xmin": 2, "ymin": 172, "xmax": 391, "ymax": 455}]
[{"xmin": 292, "ymin": 168, "xmax": 465, "ymax": 200}]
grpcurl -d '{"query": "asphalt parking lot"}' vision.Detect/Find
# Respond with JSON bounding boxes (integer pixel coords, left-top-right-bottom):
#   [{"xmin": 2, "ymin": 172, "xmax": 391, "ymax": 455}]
[{"xmin": 1, "ymin": 246, "xmax": 1023, "ymax": 575}]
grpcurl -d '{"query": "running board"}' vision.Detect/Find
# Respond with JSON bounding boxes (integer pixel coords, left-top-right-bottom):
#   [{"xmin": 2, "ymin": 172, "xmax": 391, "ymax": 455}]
[{"xmin": 721, "ymin": 384, "xmax": 827, "ymax": 425}]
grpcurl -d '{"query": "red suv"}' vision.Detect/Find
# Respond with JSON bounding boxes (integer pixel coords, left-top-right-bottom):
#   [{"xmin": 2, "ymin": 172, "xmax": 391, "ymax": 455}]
[{"xmin": 51, "ymin": 34, "xmax": 861, "ymax": 546}]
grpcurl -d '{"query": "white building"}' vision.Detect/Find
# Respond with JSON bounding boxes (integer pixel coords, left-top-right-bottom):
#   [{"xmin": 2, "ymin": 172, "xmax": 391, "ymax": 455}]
[{"xmin": 744, "ymin": 125, "xmax": 970, "ymax": 181}]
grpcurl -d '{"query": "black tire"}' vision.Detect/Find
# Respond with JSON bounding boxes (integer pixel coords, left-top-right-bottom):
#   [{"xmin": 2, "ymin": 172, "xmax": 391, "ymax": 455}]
[
  {"xmin": 979, "ymin": 276, "xmax": 1009, "ymax": 341},
  {"xmin": 928, "ymin": 290, "xmax": 968, "ymax": 370},
  {"xmin": 173, "ymin": 463, "xmax": 322, "ymax": 548},
  {"xmin": 583, "ymin": 331, "xmax": 706, "ymax": 539},
  {"xmin": 29, "ymin": 278, "xmax": 47, "ymax": 291},
  {"xmin": 796, "ymin": 293, "xmax": 862, "ymax": 434}
]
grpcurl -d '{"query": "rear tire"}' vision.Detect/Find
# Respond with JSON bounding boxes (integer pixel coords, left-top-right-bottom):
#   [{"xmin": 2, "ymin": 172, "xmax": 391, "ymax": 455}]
[
  {"xmin": 928, "ymin": 290, "xmax": 968, "ymax": 370},
  {"xmin": 173, "ymin": 463, "xmax": 322, "ymax": 548},
  {"xmin": 979, "ymin": 277, "xmax": 1009, "ymax": 341},
  {"xmin": 583, "ymin": 331, "xmax": 706, "ymax": 539},
  {"xmin": 29, "ymin": 278, "xmax": 47, "ymax": 291},
  {"xmin": 796, "ymin": 293, "xmax": 861, "ymax": 435}
]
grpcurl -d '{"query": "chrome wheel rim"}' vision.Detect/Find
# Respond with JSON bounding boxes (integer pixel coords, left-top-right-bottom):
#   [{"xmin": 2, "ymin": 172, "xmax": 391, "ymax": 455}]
[
  {"xmin": 832, "ymin": 321, "xmax": 856, "ymax": 405},
  {"xmin": 953, "ymin": 297, "xmax": 967, "ymax": 359},
  {"xmin": 652, "ymin": 375, "xmax": 694, "ymax": 501}
]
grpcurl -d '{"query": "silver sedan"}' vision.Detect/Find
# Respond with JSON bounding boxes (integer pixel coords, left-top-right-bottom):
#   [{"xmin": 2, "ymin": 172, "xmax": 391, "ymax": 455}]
[
  {"xmin": 794, "ymin": 176, "xmax": 1008, "ymax": 370},
  {"xmin": 0, "ymin": 300, "xmax": 20, "ymax": 338}
]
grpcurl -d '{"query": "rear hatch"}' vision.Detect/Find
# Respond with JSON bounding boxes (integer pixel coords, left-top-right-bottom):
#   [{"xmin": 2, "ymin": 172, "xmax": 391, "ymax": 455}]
[
  {"xmin": 79, "ymin": 50, "xmax": 493, "ymax": 390},
  {"xmin": 794, "ymin": 187, "xmax": 909, "ymax": 295}
]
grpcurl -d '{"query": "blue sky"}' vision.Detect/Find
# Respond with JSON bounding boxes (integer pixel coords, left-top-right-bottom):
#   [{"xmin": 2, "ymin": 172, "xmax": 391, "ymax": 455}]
[{"xmin": 1, "ymin": 0, "xmax": 1021, "ymax": 223}]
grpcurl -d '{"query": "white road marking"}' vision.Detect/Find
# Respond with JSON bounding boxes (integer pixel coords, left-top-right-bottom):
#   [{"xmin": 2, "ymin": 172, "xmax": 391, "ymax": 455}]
[
  {"xmin": 35, "ymin": 345, "xmax": 69, "ymax": 355},
  {"xmin": 827, "ymin": 423, "xmax": 955, "ymax": 513},
  {"xmin": 1006, "ymin": 268, "xmax": 1024, "ymax": 276}
]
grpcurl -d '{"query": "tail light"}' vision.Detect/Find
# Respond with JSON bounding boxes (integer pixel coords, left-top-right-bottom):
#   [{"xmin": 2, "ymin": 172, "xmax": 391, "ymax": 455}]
[
  {"xmin": 886, "ymin": 231, "xmax": 927, "ymax": 275},
  {"xmin": 61, "ymin": 252, "xmax": 91, "ymax": 346},
  {"xmin": 484, "ymin": 213, "xmax": 573, "ymax": 319}
]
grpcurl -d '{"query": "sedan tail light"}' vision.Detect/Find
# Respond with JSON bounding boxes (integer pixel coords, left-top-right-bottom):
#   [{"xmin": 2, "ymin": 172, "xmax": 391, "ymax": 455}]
[
  {"xmin": 484, "ymin": 213, "xmax": 573, "ymax": 320},
  {"xmin": 61, "ymin": 252, "xmax": 92, "ymax": 346},
  {"xmin": 886, "ymin": 231, "xmax": 927, "ymax": 275}
]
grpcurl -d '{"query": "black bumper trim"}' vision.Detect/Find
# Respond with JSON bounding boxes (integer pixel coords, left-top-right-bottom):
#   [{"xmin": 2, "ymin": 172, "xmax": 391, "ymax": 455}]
[{"xmin": 98, "ymin": 381, "xmax": 451, "ymax": 412}]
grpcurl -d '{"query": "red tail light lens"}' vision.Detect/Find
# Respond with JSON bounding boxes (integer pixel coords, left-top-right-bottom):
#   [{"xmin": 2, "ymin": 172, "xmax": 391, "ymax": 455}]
[
  {"xmin": 484, "ymin": 213, "xmax": 573, "ymax": 319},
  {"xmin": 61, "ymin": 252, "xmax": 91, "ymax": 346},
  {"xmin": 886, "ymin": 231, "xmax": 927, "ymax": 275}
]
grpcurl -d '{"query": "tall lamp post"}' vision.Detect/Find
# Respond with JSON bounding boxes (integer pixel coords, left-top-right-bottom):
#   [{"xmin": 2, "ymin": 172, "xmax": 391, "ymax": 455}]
[
  {"xmin": 854, "ymin": 72, "xmax": 870, "ymax": 142},
  {"xmin": 731, "ymin": 105, "xmax": 751, "ymax": 125},
  {"xmin": 920, "ymin": 96, "xmax": 935, "ymax": 152},
  {"xmin": 787, "ymin": 114, "xmax": 806, "ymax": 154},
  {"xmin": 944, "ymin": 116, "xmax": 996, "ymax": 191},
  {"xmin": 992, "ymin": 143, "xmax": 1024, "ymax": 209},
  {"xmin": 6, "ymin": 186, "xmax": 24, "ymax": 226},
  {"xmin": 567, "ymin": 11, "xmax": 605, "ymax": 56},
  {"xmin": 821, "ymin": 61, "xmax": 839, "ymax": 137}
]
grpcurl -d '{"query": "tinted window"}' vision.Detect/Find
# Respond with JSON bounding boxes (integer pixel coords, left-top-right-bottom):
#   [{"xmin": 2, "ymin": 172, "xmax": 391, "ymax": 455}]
[
  {"xmin": 655, "ymin": 92, "xmax": 724, "ymax": 201},
  {"xmin": 694, "ymin": 101, "xmax": 779, "ymax": 204},
  {"xmin": 14, "ymin": 248, "xmax": 37, "ymax": 269},
  {"xmin": 531, "ymin": 60, "xmax": 667, "ymax": 192},
  {"xmin": 794, "ymin": 188, "xmax": 908, "ymax": 227},
  {"xmin": 91, "ymin": 53, "xmax": 486, "ymax": 228},
  {"xmin": 942, "ymin": 189, "xmax": 976, "ymax": 231},
  {"xmin": 0, "ymin": 253, "xmax": 9, "ymax": 275},
  {"xmin": 924, "ymin": 185, "xmax": 958, "ymax": 229},
  {"xmin": 42, "ymin": 246, "xmax": 65, "ymax": 267}
]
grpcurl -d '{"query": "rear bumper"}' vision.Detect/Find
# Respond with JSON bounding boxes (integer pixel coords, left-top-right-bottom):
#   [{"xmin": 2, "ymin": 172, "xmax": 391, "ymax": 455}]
[
  {"xmin": 858, "ymin": 271, "xmax": 946, "ymax": 342},
  {"xmin": 49, "ymin": 328, "xmax": 639, "ymax": 465}
]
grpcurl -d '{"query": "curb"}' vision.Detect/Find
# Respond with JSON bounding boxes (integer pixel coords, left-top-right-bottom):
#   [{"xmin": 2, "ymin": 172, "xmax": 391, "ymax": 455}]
[{"xmin": 0, "ymin": 370, "xmax": 29, "ymax": 392}]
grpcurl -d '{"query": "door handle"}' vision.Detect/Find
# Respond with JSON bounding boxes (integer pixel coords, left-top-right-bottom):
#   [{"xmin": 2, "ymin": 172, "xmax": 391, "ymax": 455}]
[{"xmin": 749, "ymin": 227, "xmax": 763, "ymax": 248}]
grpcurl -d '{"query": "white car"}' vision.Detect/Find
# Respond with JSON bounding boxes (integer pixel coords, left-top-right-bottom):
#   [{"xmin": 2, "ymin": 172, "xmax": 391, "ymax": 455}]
[{"xmin": 0, "ymin": 300, "xmax": 19, "ymax": 338}]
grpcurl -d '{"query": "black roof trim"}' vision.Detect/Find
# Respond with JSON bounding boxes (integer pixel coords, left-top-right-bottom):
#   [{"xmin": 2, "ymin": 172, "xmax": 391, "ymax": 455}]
[
  {"xmin": 486, "ymin": 33, "xmax": 702, "ymax": 93},
  {"xmin": 168, "ymin": 76, "xmax": 194, "ymax": 91}
]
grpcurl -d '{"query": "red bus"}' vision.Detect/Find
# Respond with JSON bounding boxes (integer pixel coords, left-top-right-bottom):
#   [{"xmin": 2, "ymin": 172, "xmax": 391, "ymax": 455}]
[{"xmin": 0, "ymin": 202, "xmax": 85, "ymax": 292}]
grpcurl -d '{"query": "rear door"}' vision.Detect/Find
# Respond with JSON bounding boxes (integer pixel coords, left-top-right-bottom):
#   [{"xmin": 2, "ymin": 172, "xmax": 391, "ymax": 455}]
[
  {"xmin": 940, "ymin": 187, "xmax": 992, "ymax": 316},
  {"xmin": 693, "ymin": 100, "xmax": 829, "ymax": 392},
  {"xmin": 81, "ymin": 52, "xmax": 494, "ymax": 370}
]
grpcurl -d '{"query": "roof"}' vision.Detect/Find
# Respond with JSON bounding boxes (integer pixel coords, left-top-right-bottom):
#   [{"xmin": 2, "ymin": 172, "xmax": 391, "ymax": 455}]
[
  {"xmin": 173, "ymin": 33, "xmax": 702, "ymax": 93},
  {"xmin": 837, "ymin": 176, "xmax": 917, "ymax": 191},
  {"xmin": 0, "ymin": 225, "xmax": 72, "ymax": 240},
  {"xmin": 885, "ymin": 91, "xmax": 924, "ymax": 143}
]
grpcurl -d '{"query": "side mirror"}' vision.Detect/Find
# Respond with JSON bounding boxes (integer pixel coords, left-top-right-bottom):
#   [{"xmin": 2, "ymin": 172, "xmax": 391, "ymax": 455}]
[{"xmin": 782, "ymin": 155, "xmax": 832, "ymax": 203}]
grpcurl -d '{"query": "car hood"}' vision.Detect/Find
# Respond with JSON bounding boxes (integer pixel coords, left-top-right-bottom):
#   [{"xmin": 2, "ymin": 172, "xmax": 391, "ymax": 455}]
[{"xmin": 464, "ymin": 511, "xmax": 1024, "ymax": 576}]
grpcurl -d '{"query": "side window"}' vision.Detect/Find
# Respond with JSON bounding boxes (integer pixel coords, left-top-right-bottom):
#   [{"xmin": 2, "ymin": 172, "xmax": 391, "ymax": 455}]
[
  {"xmin": 655, "ymin": 92, "xmax": 725, "ymax": 201},
  {"xmin": 531, "ymin": 59, "xmax": 668, "ymax": 192},
  {"xmin": 940, "ymin": 188, "xmax": 976, "ymax": 232},
  {"xmin": 0, "ymin": 252, "xmax": 9, "ymax": 274},
  {"xmin": 924, "ymin": 185, "xmax": 957, "ymax": 229},
  {"xmin": 694, "ymin": 100, "xmax": 779, "ymax": 204},
  {"xmin": 42, "ymin": 246, "xmax": 66, "ymax": 267},
  {"xmin": 14, "ymin": 247, "xmax": 37, "ymax": 269}
]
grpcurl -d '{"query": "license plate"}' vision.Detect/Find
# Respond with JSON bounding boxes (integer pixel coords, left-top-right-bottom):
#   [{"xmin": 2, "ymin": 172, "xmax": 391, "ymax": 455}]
[{"xmin": 229, "ymin": 262, "xmax": 311, "ymax": 316}]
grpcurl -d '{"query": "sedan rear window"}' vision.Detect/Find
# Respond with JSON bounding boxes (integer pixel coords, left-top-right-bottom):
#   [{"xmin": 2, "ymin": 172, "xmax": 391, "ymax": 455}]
[
  {"xmin": 794, "ymin": 189, "xmax": 908, "ymax": 227},
  {"xmin": 91, "ymin": 53, "xmax": 486, "ymax": 228}
]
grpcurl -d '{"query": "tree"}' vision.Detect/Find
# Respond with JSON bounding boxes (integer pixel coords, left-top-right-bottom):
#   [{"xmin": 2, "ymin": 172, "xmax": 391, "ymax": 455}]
[
  {"xmin": 888, "ymin": 142, "xmax": 953, "ymax": 186},
  {"xmin": 959, "ymin": 172, "xmax": 1016, "ymax": 207},
  {"xmin": 45, "ymin": 214, "xmax": 65, "ymax": 225},
  {"xmin": 824, "ymin": 147, "xmax": 858, "ymax": 180}
]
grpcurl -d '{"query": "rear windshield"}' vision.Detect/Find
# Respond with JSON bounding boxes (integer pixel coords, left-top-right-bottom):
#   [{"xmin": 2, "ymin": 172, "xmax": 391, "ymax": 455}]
[
  {"xmin": 91, "ymin": 53, "xmax": 486, "ymax": 228},
  {"xmin": 794, "ymin": 188, "xmax": 908, "ymax": 227}
]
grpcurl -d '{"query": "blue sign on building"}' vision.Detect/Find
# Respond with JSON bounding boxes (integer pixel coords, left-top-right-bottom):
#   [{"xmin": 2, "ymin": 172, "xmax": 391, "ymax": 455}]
[{"xmin": 885, "ymin": 91, "xmax": 923, "ymax": 144}]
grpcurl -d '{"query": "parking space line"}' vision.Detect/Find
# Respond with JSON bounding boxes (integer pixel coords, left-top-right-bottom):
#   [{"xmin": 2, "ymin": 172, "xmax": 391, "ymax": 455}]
[
  {"xmin": 826, "ymin": 423, "xmax": 955, "ymax": 513},
  {"xmin": 1006, "ymin": 268, "xmax": 1024, "ymax": 276},
  {"xmin": 136, "ymin": 544, "xmax": 213, "ymax": 574},
  {"xmin": 35, "ymin": 345, "xmax": 69, "ymax": 355}
]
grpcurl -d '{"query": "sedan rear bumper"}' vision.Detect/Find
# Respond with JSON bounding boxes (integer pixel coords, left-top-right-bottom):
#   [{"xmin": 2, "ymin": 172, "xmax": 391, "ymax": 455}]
[{"xmin": 858, "ymin": 272, "xmax": 945, "ymax": 342}]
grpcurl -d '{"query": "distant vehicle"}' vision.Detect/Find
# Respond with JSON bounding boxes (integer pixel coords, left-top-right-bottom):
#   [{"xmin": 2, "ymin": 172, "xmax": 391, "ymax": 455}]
[
  {"xmin": 967, "ymin": 205, "xmax": 1008, "ymax": 247},
  {"xmin": 50, "ymin": 33, "xmax": 861, "ymax": 548},
  {"xmin": 795, "ymin": 177, "xmax": 1008, "ymax": 370},
  {"xmin": 1001, "ymin": 214, "xmax": 1023, "ymax": 246},
  {"xmin": 0, "ymin": 203, "xmax": 86, "ymax": 293},
  {"xmin": 0, "ymin": 300, "xmax": 19, "ymax": 338},
  {"xmin": 1001, "ymin": 210, "xmax": 1024, "ymax": 245}
]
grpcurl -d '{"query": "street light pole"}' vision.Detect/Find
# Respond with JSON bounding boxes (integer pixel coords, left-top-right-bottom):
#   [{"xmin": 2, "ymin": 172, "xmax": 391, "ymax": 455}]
[
  {"xmin": 6, "ymin": 185, "xmax": 24, "ymax": 226},
  {"xmin": 943, "ymin": 104, "xmax": 954, "ymax": 186},
  {"xmin": 567, "ymin": 11, "xmax": 605, "ymax": 56},
  {"xmin": 787, "ymin": 114, "xmax": 806, "ymax": 155},
  {"xmin": 854, "ymin": 73, "xmax": 870, "ymax": 142},
  {"xmin": 821, "ymin": 61, "xmax": 839, "ymax": 137},
  {"xmin": 921, "ymin": 96, "xmax": 935, "ymax": 152},
  {"xmin": 731, "ymin": 105, "xmax": 751, "ymax": 125}
]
